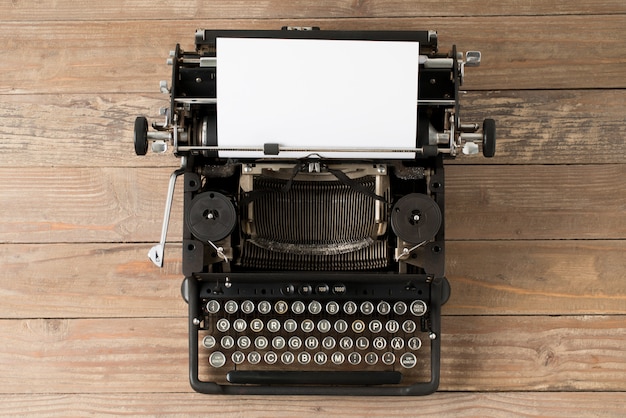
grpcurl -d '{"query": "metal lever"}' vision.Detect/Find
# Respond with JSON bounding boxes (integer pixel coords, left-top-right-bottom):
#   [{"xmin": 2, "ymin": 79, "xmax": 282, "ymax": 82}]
[{"xmin": 148, "ymin": 157, "xmax": 187, "ymax": 267}]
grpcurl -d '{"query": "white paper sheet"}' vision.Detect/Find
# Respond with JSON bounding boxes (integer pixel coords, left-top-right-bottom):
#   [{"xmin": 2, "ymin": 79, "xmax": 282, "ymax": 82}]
[{"xmin": 216, "ymin": 37, "xmax": 419, "ymax": 159}]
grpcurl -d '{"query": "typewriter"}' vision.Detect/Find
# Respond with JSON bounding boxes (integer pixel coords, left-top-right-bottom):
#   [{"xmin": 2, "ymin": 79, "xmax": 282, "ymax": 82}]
[{"xmin": 134, "ymin": 27, "xmax": 495, "ymax": 395}]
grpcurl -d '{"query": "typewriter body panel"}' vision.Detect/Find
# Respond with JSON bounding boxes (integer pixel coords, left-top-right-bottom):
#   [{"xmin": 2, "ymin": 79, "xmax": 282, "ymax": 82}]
[{"xmin": 135, "ymin": 28, "xmax": 494, "ymax": 395}]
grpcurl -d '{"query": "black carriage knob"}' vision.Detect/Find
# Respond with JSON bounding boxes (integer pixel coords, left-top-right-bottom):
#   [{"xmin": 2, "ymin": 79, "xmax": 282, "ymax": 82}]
[{"xmin": 134, "ymin": 116, "xmax": 149, "ymax": 156}]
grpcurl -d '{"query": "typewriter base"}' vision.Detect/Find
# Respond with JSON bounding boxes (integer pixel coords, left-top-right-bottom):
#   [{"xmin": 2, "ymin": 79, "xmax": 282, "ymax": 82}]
[{"xmin": 186, "ymin": 273, "xmax": 449, "ymax": 396}]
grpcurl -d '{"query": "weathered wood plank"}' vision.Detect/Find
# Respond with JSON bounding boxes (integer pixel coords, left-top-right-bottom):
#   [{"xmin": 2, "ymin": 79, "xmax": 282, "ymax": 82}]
[
  {"xmin": 1, "ymin": 241, "xmax": 624, "ymax": 319},
  {"xmin": 0, "ymin": 392, "xmax": 624, "ymax": 417},
  {"xmin": 1, "ymin": 89, "xmax": 624, "ymax": 168},
  {"xmin": 1, "ymin": 16, "xmax": 625, "ymax": 94},
  {"xmin": 1, "ymin": 165, "xmax": 623, "ymax": 243},
  {"xmin": 446, "ymin": 164, "xmax": 626, "ymax": 240},
  {"xmin": 0, "ymin": 316, "xmax": 623, "ymax": 393},
  {"xmin": 4, "ymin": 0, "xmax": 626, "ymax": 21}
]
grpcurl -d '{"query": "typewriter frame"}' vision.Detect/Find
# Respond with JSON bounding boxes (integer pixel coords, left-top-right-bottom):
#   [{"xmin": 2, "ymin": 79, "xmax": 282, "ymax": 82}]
[{"xmin": 135, "ymin": 28, "xmax": 494, "ymax": 396}]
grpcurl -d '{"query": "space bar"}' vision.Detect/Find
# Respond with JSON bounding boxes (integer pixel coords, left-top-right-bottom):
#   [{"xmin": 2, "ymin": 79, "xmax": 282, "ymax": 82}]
[{"xmin": 226, "ymin": 370, "xmax": 402, "ymax": 385}]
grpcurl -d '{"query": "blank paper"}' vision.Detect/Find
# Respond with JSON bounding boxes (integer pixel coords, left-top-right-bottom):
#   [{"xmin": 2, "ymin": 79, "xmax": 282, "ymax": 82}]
[{"xmin": 216, "ymin": 37, "xmax": 419, "ymax": 159}]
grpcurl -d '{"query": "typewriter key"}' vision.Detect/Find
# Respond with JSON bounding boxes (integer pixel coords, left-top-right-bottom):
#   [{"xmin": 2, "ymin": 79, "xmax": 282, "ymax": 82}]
[
  {"xmin": 331, "ymin": 351, "xmax": 345, "ymax": 365},
  {"xmin": 221, "ymin": 335, "xmax": 235, "ymax": 350},
  {"xmin": 205, "ymin": 300, "xmax": 220, "ymax": 314},
  {"xmin": 305, "ymin": 336, "xmax": 319, "ymax": 350},
  {"xmin": 288, "ymin": 336, "xmax": 302, "ymax": 350},
  {"xmin": 272, "ymin": 336, "xmax": 286, "ymax": 350},
  {"xmin": 400, "ymin": 353, "xmax": 417, "ymax": 369},
  {"xmin": 393, "ymin": 301, "xmax": 407, "ymax": 315},
  {"xmin": 237, "ymin": 336, "xmax": 251, "ymax": 350},
  {"xmin": 291, "ymin": 301, "xmax": 306, "ymax": 315},
  {"xmin": 382, "ymin": 352, "xmax": 396, "ymax": 365},
  {"xmin": 326, "ymin": 301, "xmax": 340, "ymax": 315},
  {"xmin": 322, "ymin": 336, "xmax": 336, "ymax": 350},
  {"xmin": 314, "ymin": 352, "xmax": 328, "ymax": 365},
  {"xmin": 410, "ymin": 300, "xmax": 428, "ymax": 316},
  {"xmin": 216, "ymin": 318, "xmax": 230, "ymax": 332},
  {"xmin": 209, "ymin": 351, "xmax": 226, "ymax": 368},
  {"xmin": 348, "ymin": 352, "xmax": 362, "ymax": 365},
  {"xmin": 281, "ymin": 351, "xmax": 295, "ymax": 365},
  {"xmin": 233, "ymin": 319, "xmax": 247, "ymax": 332},
  {"xmin": 373, "ymin": 336, "xmax": 387, "ymax": 351},
  {"xmin": 365, "ymin": 352, "xmax": 378, "ymax": 365},
  {"xmin": 231, "ymin": 351, "xmax": 245, "ymax": 365},
  {"xmin": 369, "ymin": 319, "xmax": 383, "ymax": 333},
  {"xmin": 241, "ymin": 300, "xmax": 255, "ymax": 314},
  {"xmin": 408, "ymin": 337, "xmax": 422, "ymax": 351},
  {"xmin": 377, "ymin": 301, "xmax": 391, "ymax": 315},
  {"xmin": 202, "ymin": 335, "xmax": 216, "ymax": 349},
  {"xmin": 264, "ymin": 351, "xmax": 278, "ymax": 365},
  {"xmin": 254, "ymin": 336, "xmax": 269, "ymax": 350},
  {"xmin": 248, "ymin": 351, "xmax": 261, "ymax": 365}
]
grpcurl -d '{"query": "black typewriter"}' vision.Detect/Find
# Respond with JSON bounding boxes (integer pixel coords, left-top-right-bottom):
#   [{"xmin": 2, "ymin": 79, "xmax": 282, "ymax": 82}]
[{"xmin": 134, "ymin": 27, "xmax": 495, "ymax": 395}]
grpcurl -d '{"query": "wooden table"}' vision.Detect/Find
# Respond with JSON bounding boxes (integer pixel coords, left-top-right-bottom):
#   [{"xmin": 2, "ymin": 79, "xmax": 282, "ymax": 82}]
[{"xmin": 1, "ymin": 2, "xmax": 624, "ymax": 416}]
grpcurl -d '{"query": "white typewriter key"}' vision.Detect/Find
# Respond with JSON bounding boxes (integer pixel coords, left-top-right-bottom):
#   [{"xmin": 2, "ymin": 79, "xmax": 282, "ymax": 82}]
[
  {"xmin": 410, "ymin": 300, "xmax": 428, "ymax": 316},
  {"xmin": 202, "ymin": 335, "xmax": 216, "ymax": 349},
  {"xmin": 352, "ymin": 319, "xmax": 366, "ymax": 333},
  {"xmin": 274, "ymin": 300, "xmax": 288, "ymax": 315},
  {"xmin": 291, "ymin": 301, "xmax": 306, "ymax": 315},
  {"xmin": 257, "ymin": 300, "xmax": 272, "ymax": 315},
  {"xmin": 205, "ymin": 300, "xmax": 220, "ymax": 314},
  {"xmin": 272, "ymin": 336, "xmax": 286, "ymax": 350},
  {"xmin": 216, "ymin": 318, "xmax": 230, "ymax": 332},
  {"xmin": 317, "ymin": 319, "xmax": 332, "ymax": 333},
  {"xmin": 209, "ymin": 351, "xmax": 226, "ymax": 368},
  {"xmin": 224, "ymin": 300, "xmax": 238, "ymax": 314},
  {"xmin": 298, "ymin": 351, "xmax": 311, "ymax": 365},
  {"xmin": 402, "ymin": 320, "xmax": 417, "ymax": 333},
  {"xmin": 237, "ymin": 335, "xmax": 251, "ymax": 350},
  {"xmin": 377, "ymin": 301, "xmax": 391, "ymax": 315},
  {"xmin": 369, "ymin": 319, "xmax": 383, "ymax": 333},
  {"xmin": 231, "ymin": 351, "xmax": 245, "ymax": 365},
  {"xmin": 365, "ymin": 352, "xmax": 379, "ymax": 365},
  {"xmin": 305, "ymin": 336, "xmax": 319, "ymax": 350},
  {"xmin": 373, "ymin": 336, "xmax": 387, "ymax": 351},
  {"xmin": 322, "ymin": 336, "xmax": 336, "ymax": 350},
  {"xmin": 240, "ymin": 300, "xmax": 255, "ymax": 314},
  {"xmin": 250, "ymin": 318, "xmax": 264, "ymax": 332},
  {"xmin": 326, "ymin": 301, "xmax": 340, "ymax": 315},
  {"xmin": 356, "ymin": 336, "xmax": 369, "ymax": 350},
  {"xmin": 284, "ymin": 318, "xmax": 298, "ymax": 333},
  {"xmin": 220, "ymin": 335, "xmax": 235, "ymax": 350},
  {"xmin": 233, "ymin": 318, "xmax": 247, "ymax": 332},
  {"xmin": 267, "ymin": 318, "xmax": 281, "ymax": 333},
  {"xmin": 248, "ymin": 351, "xmax": 261, "ymax": 365},
  {"xmin": 400, "ymin": 352, "xmax": 417, "ymax": 369},
  {"xmin": 301, "ymin": 319, "xmax": 315, "ymax": 333},
  {"xmin": 391, "ymin": 336, "xmax": 405, "ymax": 350},
  {"xmin": 348, "ymin": 352, "xmax": 362, "ymax": 365},
  {"xmin": 334, "ymin": 319, "xmax": 349, "ymax": 333},
  {"xmin": 360, "ymin": 301, "xmax": 374, "ymax": 315},
  {"xmin": 382, "ymin": 352, "xmax": 396, "ymax": 365},
  {"xmin": 408, "ymin": 336, "xmax": 422, "ymax": 351},
  {"xmin": 339, "ymin": 336, "xmax": 353, "ymax": 350},
  {"xmin": 281, "ymin": 351, "xmax": 295, "ymax": 365},
  {"xmin": 393, "ymin": 301, "xmax": 407, "ymax": 315},
  {"xmin": 343, "ymin": 301, "xmax": 358, "ymax": 315},
  {"xmin": 331, "ymin": 351, "xmax": 345, "ymax": 365},
  {"xmin": 308, "ymin": 300, "xmax": 322, "ymax": 315},
  {"xmin": 385, "ymin": 320, "xmax": 399, "ymax": 334},
  {"xmin": 314, "ymin": 351, "xmax": 328, "ymax": 365},
  {"xmin": 264, "ymin": 351, "xmax": 278, "ymax": 365},
  {"xmin": 288, "ymin": 336, "xmax": 302, "ymax": 351},
  {"xmin": 255, "ymin": 336, "xmax": 269, "ymax": 350}
]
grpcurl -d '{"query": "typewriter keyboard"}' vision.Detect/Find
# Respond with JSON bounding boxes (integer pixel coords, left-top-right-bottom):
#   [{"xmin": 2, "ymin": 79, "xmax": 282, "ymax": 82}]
[{"xmin": 194, "ymin": 275, "xmax": 435, "ymax": 386}]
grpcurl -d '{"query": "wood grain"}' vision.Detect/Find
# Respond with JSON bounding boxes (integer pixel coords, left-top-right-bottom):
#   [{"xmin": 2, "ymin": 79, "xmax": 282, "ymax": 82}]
[
  {"xmin": 0, "ymin": 241, "xmax": 624, "ymax": 319},
  {"xmin": 1, "ymin": 16, "xmax": 625, "ymax": 94},
  {"xmin": 0, "ymin": 316, "xmax": 623, "ymax": 393},
  {"xmin": 5, "ymin": 0, "xmax": 626, "ymax": 21},
  {"xmin": 0, "ymin": 392, "xmax": 624, "ymax": 417},
  {"xmin": 1, "ymin": 89, "xmax": 624, "ymax": 168}
]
